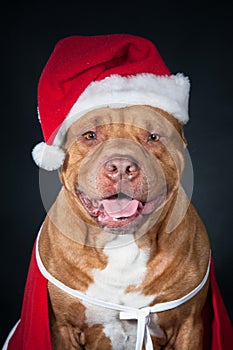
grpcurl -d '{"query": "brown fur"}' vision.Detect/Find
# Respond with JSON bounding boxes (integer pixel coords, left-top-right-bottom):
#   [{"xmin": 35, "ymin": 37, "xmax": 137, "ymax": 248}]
[{"xmin": 39, "ymin": 105, "xmax": 210, "ymax": 349}]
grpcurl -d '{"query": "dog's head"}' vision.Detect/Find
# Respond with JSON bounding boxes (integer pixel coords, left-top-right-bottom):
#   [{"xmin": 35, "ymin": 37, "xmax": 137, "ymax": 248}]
[
  {"xmin": 32, "ymin": 35, "xmax": 191, "ymax": 241},
  {"xmin": 59, "ymin": 105, "xmax": 187, "ymax": 235}
]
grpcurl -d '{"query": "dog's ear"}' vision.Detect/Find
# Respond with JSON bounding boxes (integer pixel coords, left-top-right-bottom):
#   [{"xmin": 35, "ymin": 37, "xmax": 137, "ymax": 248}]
[
  {"xmin": 57, "ymin": 153, "xmax": 73, "ymax": 189},
  {"xmin": 58, "ymin": 168, "xmax": 63, "ymax": 184},
  {"xmin": 179, "ymin": 125, "xmax": 187, "ymax": 148},
  {"xmin": 58, "ymin": 162, "xmax": 68, "ymax": 185},
  {"xmin": 175, "ymin": 122, "xmax": 188, "ymax": 148}
]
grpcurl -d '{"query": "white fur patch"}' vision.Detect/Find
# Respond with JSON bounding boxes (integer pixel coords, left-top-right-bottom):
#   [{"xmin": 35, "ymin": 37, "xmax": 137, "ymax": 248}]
[{"xmin": 84, "ymin": 235, "xmax": 160, "ymax": 348}]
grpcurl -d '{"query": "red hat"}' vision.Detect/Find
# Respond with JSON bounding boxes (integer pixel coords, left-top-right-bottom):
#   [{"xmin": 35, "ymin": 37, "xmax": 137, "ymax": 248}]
[{"xmin": 32, "ymin": 34, "xmax": 190, "ymax": 171}]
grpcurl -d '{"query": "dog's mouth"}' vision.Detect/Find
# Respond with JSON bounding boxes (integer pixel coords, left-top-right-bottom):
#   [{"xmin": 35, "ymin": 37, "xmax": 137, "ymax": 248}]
[{"xmin": 76, "ymin": 190, "xmax": 166, "ymax": 229}]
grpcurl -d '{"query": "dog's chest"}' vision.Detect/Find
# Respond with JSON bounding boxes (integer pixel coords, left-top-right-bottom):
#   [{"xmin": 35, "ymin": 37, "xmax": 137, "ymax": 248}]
[{"xmin": 84, "ymin": 236, "xmax": 158, "ymax": 349}]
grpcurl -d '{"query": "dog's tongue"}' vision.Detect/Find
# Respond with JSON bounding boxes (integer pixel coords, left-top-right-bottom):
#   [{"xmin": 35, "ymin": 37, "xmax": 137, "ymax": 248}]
[{"xmin": 102, "ymin": 198, "xmax": 139, "ymax": 218}]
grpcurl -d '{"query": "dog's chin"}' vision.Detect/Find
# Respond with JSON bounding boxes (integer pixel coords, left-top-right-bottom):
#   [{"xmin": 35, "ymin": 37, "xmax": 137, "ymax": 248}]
[{"xmin": 76, "ymin": 189, "xmax": 166, "ymax": 233}]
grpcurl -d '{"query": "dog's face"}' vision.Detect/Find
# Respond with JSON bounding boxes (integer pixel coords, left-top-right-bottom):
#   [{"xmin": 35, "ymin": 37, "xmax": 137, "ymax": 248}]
[{"xmin": 61, "ymin": 105, "xmax": 186, "ymax": 234}]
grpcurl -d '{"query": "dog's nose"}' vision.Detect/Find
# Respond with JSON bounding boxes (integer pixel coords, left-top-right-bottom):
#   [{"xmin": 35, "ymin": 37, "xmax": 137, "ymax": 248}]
[{"xmin": 104, "ymin": 157, "xmax": 139, "ymax": 181}]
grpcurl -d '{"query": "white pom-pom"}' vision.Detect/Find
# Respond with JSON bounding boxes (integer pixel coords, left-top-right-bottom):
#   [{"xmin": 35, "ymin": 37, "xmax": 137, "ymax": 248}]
[{"xmin": 32, "ymin": 142, "xmax": 66, "ymax": 171}]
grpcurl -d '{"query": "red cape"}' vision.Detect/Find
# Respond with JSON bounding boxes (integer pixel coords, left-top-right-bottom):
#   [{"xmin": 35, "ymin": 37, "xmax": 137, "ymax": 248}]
[{"xmin": 5, "ymin": 241, "xmax": 233, "ymax": 350}]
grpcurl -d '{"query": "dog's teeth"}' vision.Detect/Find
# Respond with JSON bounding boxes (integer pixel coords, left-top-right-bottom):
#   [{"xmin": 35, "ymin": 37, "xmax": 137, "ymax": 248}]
[
  {"xmin": 92, "ymin": 199, "xmax": 100, "ymax": 208},
  {"xmin": 84, "ymin": 197, "xmax": 91, "ymax": 205}
]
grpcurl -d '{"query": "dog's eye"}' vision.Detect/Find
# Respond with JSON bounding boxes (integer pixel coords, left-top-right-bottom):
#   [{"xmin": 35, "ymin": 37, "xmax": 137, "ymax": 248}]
[
  {"xmin": 149, "ymin": 133, "xmax": 160, "ymax": 142},
  {"xmin": 83, "ymin": 131, "xmax": 97, "ymax": 140}
]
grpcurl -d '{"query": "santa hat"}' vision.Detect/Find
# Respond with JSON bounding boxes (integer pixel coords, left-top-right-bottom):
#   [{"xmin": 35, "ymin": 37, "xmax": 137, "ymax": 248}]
[{"xmin": 32, "ymin": 34, "xmax": 190, "ymax": 171}]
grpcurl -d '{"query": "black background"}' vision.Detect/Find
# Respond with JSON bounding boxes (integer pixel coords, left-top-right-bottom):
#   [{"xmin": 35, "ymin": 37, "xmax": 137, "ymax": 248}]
[{"xmin": 1, "ymin": 1, "xmax": 232, "ymax": 346}]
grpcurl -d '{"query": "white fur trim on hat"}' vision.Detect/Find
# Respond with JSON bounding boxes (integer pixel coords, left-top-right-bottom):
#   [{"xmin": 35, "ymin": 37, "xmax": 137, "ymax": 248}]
[
  {"xmin": 34, "ymin": 72, "xmax": 190, "ymax": 170},
  {"xmin": 53, "ymin": 73, "xmax": 190, "ymax": 147},
  {"xmin": 32, "ymin": 142, "xmax": 65, "ymax": 171}
]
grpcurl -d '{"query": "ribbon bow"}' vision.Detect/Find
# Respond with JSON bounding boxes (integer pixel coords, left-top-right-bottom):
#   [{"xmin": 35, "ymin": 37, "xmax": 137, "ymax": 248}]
[{"xmin": 120, "ymin": 307, "xmax": 153, "ymax": 350}]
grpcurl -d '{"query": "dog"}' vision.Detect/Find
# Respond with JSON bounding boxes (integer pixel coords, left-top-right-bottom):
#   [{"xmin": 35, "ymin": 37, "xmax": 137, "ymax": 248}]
[
  {"xmin": 5, "ymin": 34, "xmax": 221, "ymax": 350},
  {"xmin": 37, "ymin": 105, "xmax": 210, "ymax": 349}
]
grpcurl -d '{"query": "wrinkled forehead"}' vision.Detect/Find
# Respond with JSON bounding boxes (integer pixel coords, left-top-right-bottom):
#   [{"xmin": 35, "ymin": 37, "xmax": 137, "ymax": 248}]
[{"xmin": 66, "ymin": 105, "xmax": 181, "ymax": 137}]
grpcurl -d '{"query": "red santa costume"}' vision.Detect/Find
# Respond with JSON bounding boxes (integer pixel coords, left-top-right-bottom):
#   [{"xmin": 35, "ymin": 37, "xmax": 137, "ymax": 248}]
[
  {"xmin": 3, "ymin": 34, "xmax": 233, "ymax": 349},
  {"xmin": 3, "ymin": 235, "xmax": 233, "ymax": 350}
]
